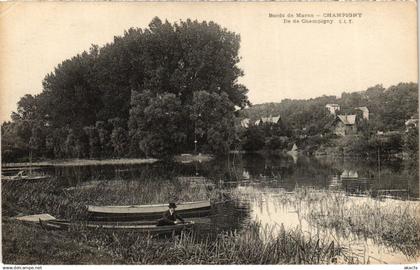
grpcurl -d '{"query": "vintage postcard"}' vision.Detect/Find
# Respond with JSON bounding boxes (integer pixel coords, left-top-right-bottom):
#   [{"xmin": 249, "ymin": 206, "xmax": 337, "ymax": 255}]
[{"xmin": 0, "ymin": 1, "xmax": 418, "ymax": 268}]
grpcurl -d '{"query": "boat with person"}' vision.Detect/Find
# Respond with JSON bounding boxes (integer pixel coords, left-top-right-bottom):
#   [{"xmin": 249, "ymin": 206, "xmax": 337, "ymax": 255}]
[
  {"xmin": 87, "ymin": 200, "xmax": 212, "ymax": 221},
  {"xmin": 39, "ymin": 218, "xmax": 194, "ymax": 233}
]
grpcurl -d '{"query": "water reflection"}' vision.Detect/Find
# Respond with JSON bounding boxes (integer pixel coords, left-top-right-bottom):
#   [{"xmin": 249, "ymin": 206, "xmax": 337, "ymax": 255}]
[
  {"xmin": 233, "ymin": 185, "xmax": 418, "ymax": 264},
  {"xmin": 34, "ymin": 153, "xmax": 418, "ymax": 263},
  {"xmin": 42, "ymin": 153, "xmax": 419, "ymax": 200}
]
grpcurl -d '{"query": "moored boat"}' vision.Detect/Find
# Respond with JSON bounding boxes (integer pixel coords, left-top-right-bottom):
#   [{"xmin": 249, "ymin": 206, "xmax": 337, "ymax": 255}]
[
  {"xmin": 1, "ymin": 167, "xmax": 43, "ymax": 173},
  {"xmin": 87, "ymin": 200, "xmax": 211, "ymax": 221},
  {"xmin": 1, "ymin": 174, "xmax": 50, "ymax": 182}
]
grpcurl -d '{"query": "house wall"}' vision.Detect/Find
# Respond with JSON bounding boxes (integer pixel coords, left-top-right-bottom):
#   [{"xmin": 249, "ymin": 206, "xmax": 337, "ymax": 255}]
[
  {"xmin": 333, "ymin": 122, "xmax": 346, "ymax": 136},
  {"xmin": 362, "ymin": 111, "xmax": 369, "ymax": 120},
  {"xmin": 348, "ymin": 125, "xmax": 357, "ymax": 134},
  {"xmin": 333, "ymin": 122, "xmax": 357, "ymax": 136}
]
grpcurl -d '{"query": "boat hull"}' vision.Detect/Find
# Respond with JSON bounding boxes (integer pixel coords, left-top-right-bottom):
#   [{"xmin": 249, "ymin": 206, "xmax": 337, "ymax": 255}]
[
  {"xmin": 1, "ymin": 175, "xmax": 50, "ymax": 182},
  {"xmin": 87, "ymin": 201, "xmax": 212, "ymax": 221},
  {"xmin": 40, "ymin": 219, "xmax": 194, "ymax": 233}
]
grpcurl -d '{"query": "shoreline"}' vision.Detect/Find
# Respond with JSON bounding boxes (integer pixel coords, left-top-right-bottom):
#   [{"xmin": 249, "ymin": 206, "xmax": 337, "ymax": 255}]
[
  {"xmin": 1, "ymin": 158, "xmax": 158, "ymax": 168},
  {"xmin": 173, "ymin": 153, "xmax": 214, "ymax": 163}
]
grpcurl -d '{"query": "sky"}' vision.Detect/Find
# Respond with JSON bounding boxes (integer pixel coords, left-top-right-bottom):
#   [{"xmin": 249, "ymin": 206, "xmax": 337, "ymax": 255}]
[{"xmin": 0, "ymin": 2, "xmax": 417, "ymax": 122}]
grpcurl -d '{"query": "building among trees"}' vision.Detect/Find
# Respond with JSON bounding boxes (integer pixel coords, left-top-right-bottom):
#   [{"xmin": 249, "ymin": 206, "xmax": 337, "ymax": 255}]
[
  {"xmin": 355, "ymin": 107, "xmax": 369, "ymax": 120},
  {"xmin": 330, "ymin": 115, "xmax": 357, "ymax": 136},
  {"xmin": 240, "ymin": 118, "xmax": 250, "ymax": 128},
  {"xmin": 325, "ymin": 104, "xmax": 340, "ymax": 115},
  {"xmin": 255, "ymin": 116, "xmax": 281, "ymax": 125}
]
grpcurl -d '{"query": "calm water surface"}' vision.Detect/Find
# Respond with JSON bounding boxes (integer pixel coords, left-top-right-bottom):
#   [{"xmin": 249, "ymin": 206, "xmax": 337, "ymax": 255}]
[{"xmin": 39, "ymin": 153, "xmax": 419, "ymax": 263}]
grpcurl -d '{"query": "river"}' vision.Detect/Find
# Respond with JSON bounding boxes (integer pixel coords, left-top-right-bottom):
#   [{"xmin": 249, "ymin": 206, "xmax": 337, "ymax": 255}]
[{"xmin": 20, "ymin": 153, "xmax": 420, "ymax": 264}]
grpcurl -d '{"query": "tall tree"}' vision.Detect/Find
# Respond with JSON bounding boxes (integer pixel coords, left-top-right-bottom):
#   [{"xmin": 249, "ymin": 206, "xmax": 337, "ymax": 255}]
[
  {"xmin": 191, "ymin": 91, "xmax": 236, "ymax": 154},
  {"xmin": 128, "ymin": 18, "xmax": 249, "ymax": 157},
  {"xmin": 83, "ymin": 126, "xmax": 101, "ymax": 158},
  {"xmin": 109, "ymin": 118, "xmax": 129, "ymax": 157},
  {"xmin": 131, "ymin": 92, "xmax": 186, "ymax": 158}
]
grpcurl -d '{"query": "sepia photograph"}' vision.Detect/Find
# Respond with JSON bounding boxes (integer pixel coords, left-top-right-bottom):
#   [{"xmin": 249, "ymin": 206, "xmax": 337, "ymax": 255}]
[{"xmin": 0, "ymin": 1, "xmax": 418, "ymax": 267}]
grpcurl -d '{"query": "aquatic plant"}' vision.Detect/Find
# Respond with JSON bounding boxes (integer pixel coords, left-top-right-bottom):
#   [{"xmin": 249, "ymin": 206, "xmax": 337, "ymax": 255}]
[
  {"xmin": 2, "ymin": 175, "xmax": 228, "ymax": 221},
  {"xmin": 302, "ymin": 190, "xmax": 420, "ymax": 257},
  {"xmin": 2, "ymin": 220, "xmax": 346, "ymax": 264},
  {"xmin": 226, "ymin": 186, "xmax": 420, "ymax": 259},
  {"xmin": 3, "ymin": 175, "xmax": 419, "ymax": 264}
]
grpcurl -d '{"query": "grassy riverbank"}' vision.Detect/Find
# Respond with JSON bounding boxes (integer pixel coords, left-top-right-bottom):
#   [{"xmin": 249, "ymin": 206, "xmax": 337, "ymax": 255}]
[
  {"xmin": 2, "ymin": 175, "xmax": 419, "ymax": 264},
  {"xmin": 2, "ymin": 219, "xmax": 345, "ymax": 264},
  {"xmin": 2, "ymin": 176, "xmax": 223, "ymax": 220},
  {"xmin": 2, "ymin": 177, "xmax": 344, "ymax": 264}
]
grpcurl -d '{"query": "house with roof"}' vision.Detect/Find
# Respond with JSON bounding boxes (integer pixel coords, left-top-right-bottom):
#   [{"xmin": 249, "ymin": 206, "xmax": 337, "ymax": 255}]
[
  {"xmin": 355, "ymin": 107, "xmax": 369, "ymax": 120},
  {"xmin": 255, "ymin": 116, "xmax": 281, "ymax": 125},
  {"xmin": 330, "ymin": 115, "xmax": 357, "ymax": 136},
  {"xmin": 325, "ymin": 104, "xmax": 340, "ymax": 115}
]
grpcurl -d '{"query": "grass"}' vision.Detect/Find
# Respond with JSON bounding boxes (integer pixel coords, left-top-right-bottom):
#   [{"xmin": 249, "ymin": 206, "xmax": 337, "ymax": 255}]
[
  {"xmin": 2, "ymin": 220, "xmax": 114, "ymax": 264},
  {"xmin": 2, "ymin": 176, "xmax": 226, "ymax": 220},
  {"xmin": 177, "ymin": 223, "xmax": 343, "ymax": 264},
  {"xmin": 230, "ymin": 186, "xmax": 420, "ymax": 259},
  {"xmin": 2, "ymin": 174, "xmax": 419, "ymax": 264},
  {"xmin": 301, "ymin": 189, "xmax": 420, "ymax": 257},
  {"xmin": 2, "ymin": 176, "xmax": 346, "ymax": 264},
  {"xmin": 2, "ymin": 219, "xmax": 345, "ymax": 264}
]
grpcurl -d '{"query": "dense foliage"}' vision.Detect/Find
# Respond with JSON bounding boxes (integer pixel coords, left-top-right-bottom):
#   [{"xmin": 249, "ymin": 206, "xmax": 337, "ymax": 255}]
[
  {"xmin": 1, "ymin": 14, "xmax": 417, "ymax": 162},
  {"xmin": 241, "ymin": 83, "xmax": 418, "ymax": 133},
  {"xmin": 2, "ymin": 18, "xmax": 249, "ymax": 161},
  {"xmin": 239, "ymin": 83, "xmax": 418, "ymax": 156}
]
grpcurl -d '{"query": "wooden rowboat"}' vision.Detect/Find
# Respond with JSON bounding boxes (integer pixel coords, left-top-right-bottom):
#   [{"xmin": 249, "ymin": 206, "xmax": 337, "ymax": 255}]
[
  {"xmin": 2, "ymin": 167, "xmax": 43, "ymax": 173},
  {"xmin": 87, "ymin": 200, "xmax": 211, "ymax": 221},
  {"xmin": 39, "ymin": 219, "xmax": 194, "ymax": 233},
  {"xmin": 1, "ymin": 175, "xmax": 50, "ymax": 182}
]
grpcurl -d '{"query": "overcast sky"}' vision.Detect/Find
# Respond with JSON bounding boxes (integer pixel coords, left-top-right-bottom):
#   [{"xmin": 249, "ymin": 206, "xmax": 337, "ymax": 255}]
[{"xmin": 0, "ymin": 2, "xmax": 417, "ymax": 122}]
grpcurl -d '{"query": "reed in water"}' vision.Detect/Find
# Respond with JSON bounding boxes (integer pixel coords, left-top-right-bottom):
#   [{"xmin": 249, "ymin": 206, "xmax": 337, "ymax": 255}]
[
  {"xmin": 2, "ymin": 175, "xmax": 225, "ymax": 220},
  {"xmin": 229, "ymin": 186, "xmax": 420, "ymax": 258},
  {"xmin": 2, "ymin": 219, "xmax": 346, "ymax": 264},
  {"xmin": 2, "ymin": 176, "xmax": 418, "ymax": 264}
]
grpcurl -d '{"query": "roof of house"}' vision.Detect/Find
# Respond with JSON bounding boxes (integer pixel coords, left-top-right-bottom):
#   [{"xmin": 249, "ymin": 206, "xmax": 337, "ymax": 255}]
[
  {"xmin": 337, "ymin": 115, "xmax": 356, "ymax": 125},
  {"xmin": 271, "ymin": 116, "xmax": 280, "ymax": 123},
  {"xmin": 326, "ymin": 104, "xmax": 340, "ymax": 108},
  {"xmin": 256, "ymin": 116, "xmax": 281, "ymax": 125},
  {"xmin": 355, "ymin": 106, "xmax": 369, "ymax": 113}
]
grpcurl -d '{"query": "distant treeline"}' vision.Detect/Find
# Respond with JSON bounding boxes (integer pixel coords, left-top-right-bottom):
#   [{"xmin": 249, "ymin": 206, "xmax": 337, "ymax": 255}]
[
  {"xmin": 241, "ymin": 83, "xmax": 418, "ymax": 132},
  {"xmin": 1, "ymin": 16, "xmax": 418, "ymax": 162},
  {"xmin": 1, "ymin": 17, "xmax": 250, "ymax": 162},
  {"xmin": 239, "ymin": 83, "xmax": 418, "ymax": 157}
]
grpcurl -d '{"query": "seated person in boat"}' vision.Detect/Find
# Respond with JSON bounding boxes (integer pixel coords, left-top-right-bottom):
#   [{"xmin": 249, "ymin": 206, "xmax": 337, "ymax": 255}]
[{"xmin": 157, "ymin": 202, "xmax": 185, "ymax": 226}]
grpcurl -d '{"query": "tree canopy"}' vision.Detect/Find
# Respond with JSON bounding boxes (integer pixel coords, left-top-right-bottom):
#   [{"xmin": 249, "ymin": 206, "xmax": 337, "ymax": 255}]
[
  {"xmin": 2, "ymin": 17, "xmax": 249, "ymax": 160},
  {"xmin": 241, "ymin": 83, "xmax": 418, "ymax": 133}
]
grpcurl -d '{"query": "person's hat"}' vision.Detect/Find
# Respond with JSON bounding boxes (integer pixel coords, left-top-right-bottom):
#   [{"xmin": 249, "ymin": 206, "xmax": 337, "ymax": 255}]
[{"xmin": 168, "ymin": 202, "xmax": 177, "ymax": 209}]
